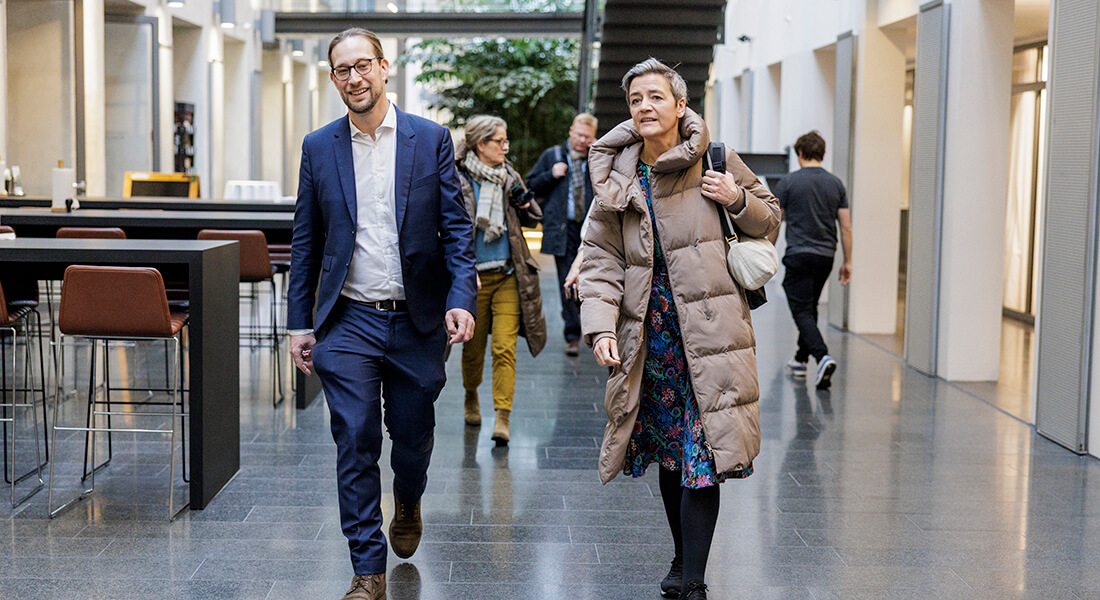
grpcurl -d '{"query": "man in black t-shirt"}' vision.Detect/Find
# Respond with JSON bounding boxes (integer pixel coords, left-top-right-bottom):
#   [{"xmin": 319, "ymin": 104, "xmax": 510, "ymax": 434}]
[{"xmin": 773, "ymin": 131, "xmax": 852, "ymax": 389}]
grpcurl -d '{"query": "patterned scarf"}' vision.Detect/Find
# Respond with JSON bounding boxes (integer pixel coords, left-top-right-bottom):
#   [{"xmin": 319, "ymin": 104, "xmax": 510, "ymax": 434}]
[
  {"xmin": 464, "ymin": 152, "xmax": 509, "ymax": 243},
  {"xmin": 568, "ymin": 144, "xmax": 587, "ymax": 223}
]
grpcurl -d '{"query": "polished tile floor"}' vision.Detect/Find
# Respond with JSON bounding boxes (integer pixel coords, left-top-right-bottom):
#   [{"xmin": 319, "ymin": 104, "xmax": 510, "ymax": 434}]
[{"xmin": 2, "ymin": 264, "xmax": 1099, "ymax": 600}]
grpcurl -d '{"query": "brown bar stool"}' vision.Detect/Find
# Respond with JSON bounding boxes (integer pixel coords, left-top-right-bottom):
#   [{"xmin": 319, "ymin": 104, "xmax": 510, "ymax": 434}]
[
  {"xmin": 197, "ymin": 229, "xmax": 284, "ymax": 406},
  {"xmin": 0, "ymin": 280, "xmax": 46, "ymax": 508},
  {"xmin": 48, "ymin": 265, "xmax": 189, "ymax": 520},
  {"xmin": 50, "ymin": 228, "xmax": 131, "ymax": 406},
  {"xmin": 55, "ymin": 227, "xmax": 127, "ymax": 239}
]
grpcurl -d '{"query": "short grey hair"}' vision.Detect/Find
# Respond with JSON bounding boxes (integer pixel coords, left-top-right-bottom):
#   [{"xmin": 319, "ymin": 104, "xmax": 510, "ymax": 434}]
[
  {"xmin": 464, "ymin": 115, "xmax": 507, "ymax": 155},
  {"xmin": 620, "ymin": 58, "xmax": 688, "ymax": 104}
]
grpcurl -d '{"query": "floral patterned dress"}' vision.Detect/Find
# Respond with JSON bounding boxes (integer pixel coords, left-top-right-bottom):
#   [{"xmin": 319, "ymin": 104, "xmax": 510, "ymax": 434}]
[{"xmin": 623, "ymin": 162, "xmax": 753, "ymax": 488}]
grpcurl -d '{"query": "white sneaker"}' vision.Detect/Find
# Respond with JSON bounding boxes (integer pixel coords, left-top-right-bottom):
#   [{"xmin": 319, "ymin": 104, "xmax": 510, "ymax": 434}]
[
  {"xmin": 815, "ymin": 355, "xmax": 837, "ymax": 389},
  {"xmin": 786, "ymin": 359, "xmax": 807, "ymax": 379}
]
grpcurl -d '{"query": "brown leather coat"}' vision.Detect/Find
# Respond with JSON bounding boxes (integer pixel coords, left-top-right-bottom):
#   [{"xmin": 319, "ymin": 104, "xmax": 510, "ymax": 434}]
[
  {"xmin": 458, "ymin": 163, "xmax": 547, "ymax": 357},
  {"xmin": 579, "ymin": 110, "xmax": 781, "ymax": 483}
]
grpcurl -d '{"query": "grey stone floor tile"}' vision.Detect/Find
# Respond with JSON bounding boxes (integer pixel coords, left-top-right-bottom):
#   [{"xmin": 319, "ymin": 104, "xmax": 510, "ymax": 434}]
[{"xmin": 0, "ymin": 579, "xmax": 274, "ymax": 600}]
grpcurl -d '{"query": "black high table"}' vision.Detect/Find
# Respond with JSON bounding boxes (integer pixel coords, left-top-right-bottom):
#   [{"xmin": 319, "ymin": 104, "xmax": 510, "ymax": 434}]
[
  {"xmin": 0, "ymin": 196, "xmax": 297, "ymax": 212},
  {"xmin": 0, "ymin": 208, "xmax": 294, "ymax": 244},
  {"xmin": 0, "ymin": 238, "xmax": 240, "ymax": 509},
  {"xmin": 0, "ymin": 208, "xmax": 324, "ymax": 410}
]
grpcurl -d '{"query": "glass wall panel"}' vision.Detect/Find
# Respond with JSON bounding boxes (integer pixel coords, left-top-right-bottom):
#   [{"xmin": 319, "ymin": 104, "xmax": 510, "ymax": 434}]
[
  {"xmin": 1002, "ymin": 44, "xmax": 1047, "ymax": 320},
  {"xmin": 1004, "ymin": 90, "xmax": 1038, "ymax": 314}
]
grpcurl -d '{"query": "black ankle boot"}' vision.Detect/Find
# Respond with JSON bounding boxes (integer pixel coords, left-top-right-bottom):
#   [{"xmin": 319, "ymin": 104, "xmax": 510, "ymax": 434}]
[
  {"xmin": 681, "ymin": 581, "xmax": 708, "ymax": 599},
  {"xmin": 659, "ymin": 556, "xmax": 682, "ymax": 598}
]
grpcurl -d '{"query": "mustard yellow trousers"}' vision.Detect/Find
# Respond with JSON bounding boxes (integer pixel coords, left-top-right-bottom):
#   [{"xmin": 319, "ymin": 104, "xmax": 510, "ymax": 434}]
[{"xmin": 461, "ymin": 271, "xmax": 521, "ymax": 411}]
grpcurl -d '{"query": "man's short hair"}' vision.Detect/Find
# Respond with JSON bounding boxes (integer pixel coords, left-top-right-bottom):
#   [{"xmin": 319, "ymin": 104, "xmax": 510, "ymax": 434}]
[
  {"xmin": 620, "ymin": 58, "xmax": 689, "ymax": 104},
  {"xmin": 794, "ymin": 131, "xmax": 826, "ymax": 161},
  {"xmin": 328, "ymin": 28, "xmax": 385, "ymax": 66},
  {"xmin": 572, "ymin": 113, "xmax": 597, "ymax": 131}
]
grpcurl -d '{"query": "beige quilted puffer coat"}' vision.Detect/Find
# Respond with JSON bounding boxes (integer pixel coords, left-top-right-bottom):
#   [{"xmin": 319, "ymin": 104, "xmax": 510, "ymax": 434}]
[{"xmin": 579, "ymin": 109, "xmax": 781, "ymax": 483}]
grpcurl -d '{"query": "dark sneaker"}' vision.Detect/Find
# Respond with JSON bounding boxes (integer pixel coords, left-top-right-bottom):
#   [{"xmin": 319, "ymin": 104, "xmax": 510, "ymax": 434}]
[
  {"xmin": 660, "ymin": 556, "xmax": 682, "ymax": 598},
  {"xmin": 681, "ymin": 581, "xmax": 708, "ymax": 600},
  {"xmin": 815, "ymin": 355, "xmax": 837, "ymax": 389},
  {"xmin": 389, "ymin": 496, "xmax": 422, "ymax": 559},
  {"xmin": 565, "ymin": 340, "xmax": 580, "ymax": 357},
  {"xmin": 342, "ymin": 573, "xmax": 385, "ymax": 600}
]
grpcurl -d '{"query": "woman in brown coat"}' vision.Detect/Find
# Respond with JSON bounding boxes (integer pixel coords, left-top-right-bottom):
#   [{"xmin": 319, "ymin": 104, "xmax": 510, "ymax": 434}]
[
  {"xmin": 579, "ymin": 59, "xmax": 780, "ymax": 599},
  {"xmin": 456, "ymin": 115, "xmax": 547, "ymax": 446}
]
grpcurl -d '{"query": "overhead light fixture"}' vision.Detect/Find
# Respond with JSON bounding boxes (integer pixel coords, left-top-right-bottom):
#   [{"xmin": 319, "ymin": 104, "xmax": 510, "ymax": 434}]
[
  {"xmin": 387, "ymin": 2, "xmax": 398, "ymax": 12},
  {"xmin": 167, "ymin": 0, "xmax": 184, "ymax": 7},
  {"xmin": 219, "ymin": 0, "xmax": 236, "ymax": 28},
  {"xmin": 592, "ymin": 41, "xmax": 601, "ymax": 49},
  {"xmin": 291, "ymin": 39, "xmax": 304, "ymax": 57}
]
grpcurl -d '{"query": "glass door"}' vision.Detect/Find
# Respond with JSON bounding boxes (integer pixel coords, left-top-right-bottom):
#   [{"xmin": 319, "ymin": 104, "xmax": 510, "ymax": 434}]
[{"xmin": 1002, "ymin": 44, "xmax": 1047, "ymax": 322}]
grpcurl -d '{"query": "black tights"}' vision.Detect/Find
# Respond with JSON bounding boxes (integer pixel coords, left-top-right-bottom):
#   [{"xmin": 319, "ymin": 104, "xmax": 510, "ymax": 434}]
[{"xmin": 658, "ymin": 467, "xmax": 720, "ymax": 587}]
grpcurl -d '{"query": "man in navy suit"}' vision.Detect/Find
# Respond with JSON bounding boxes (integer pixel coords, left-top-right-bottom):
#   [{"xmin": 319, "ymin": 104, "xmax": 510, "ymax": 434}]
[{"xmin": 287, "ymin": 28, "xmax": 477, "ymax": 600}]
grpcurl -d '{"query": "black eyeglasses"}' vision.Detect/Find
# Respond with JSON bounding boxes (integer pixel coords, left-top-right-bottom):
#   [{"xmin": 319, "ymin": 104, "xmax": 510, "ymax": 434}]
[
  {"xmin": 332, "ymin": 57, "xmax": 380, "ymax": 81},
  {"xmin": 488, "ymin": 137, "xmax": 510, "ymax": 147}
]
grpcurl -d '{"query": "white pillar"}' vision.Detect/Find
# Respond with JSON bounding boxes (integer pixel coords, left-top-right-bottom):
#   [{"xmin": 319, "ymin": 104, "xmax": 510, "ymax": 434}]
[
  {"xmin": 209, "ymin": 29, "xmax": 225, "ymax": 200},
  {"xmin": 82, "ymin": 0, "xmax": 106, "ymax": 196},
  {"xmin": 157, "ymin": 8, "xmax": 174, "ymax": 173},
  {"xmin": 936, "ymin": 0, "xmax": 1014, "ymax": 380},
  {"xmin": 846, "ymin": 2, "xmax": 906, "ymax": 334}
]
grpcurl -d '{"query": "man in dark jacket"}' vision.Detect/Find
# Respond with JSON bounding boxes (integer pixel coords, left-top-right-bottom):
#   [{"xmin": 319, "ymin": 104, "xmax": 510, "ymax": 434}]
[{"xmin": 525, "ymin": 113, "xmax": 597, "ymax": 356}]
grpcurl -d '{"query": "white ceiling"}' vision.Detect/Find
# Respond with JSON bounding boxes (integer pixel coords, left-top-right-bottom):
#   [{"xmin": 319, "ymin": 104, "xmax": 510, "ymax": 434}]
[{"xmin": 1015, "ymin": 0, "xmax": 1050, "ymax": 44}]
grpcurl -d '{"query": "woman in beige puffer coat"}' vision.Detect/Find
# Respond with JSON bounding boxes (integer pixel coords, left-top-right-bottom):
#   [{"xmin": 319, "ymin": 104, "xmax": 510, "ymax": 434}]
[{"xmin": 579, "ymin": 59, "xmax": 780, "ymax": 600}]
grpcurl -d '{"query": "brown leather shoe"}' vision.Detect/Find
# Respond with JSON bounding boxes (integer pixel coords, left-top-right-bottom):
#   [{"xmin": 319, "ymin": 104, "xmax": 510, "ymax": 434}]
[
  {"xmin": 464, "ymin": 390, "xmax": 481, "ymax": 426},
  {"xmin": 341, "ymin": 573, "xmax": 385, "ymax": 600},
  {"xmin": 565, "ymin": 340, "xmax": 580, "ymax": 356},
  {"xmin": 389, "ymin": 496, "xmax": 422, "ymax": 559}
]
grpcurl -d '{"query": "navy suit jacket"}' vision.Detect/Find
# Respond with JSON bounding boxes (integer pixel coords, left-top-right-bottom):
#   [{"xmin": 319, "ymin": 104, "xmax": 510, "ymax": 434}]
[{"xmin": 288, "ymin": 108, "xmax": 478, "ymax": 335}]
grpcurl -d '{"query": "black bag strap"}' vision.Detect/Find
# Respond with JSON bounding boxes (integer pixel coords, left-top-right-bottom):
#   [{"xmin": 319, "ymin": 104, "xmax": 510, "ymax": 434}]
[{"xmin": 705, "ymin": 142, "xmax": 739, "ymax": 244}]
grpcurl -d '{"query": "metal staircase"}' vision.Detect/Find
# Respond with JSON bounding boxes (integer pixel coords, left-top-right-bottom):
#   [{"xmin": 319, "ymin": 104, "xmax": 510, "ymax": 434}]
[{"xmin": 591, "ymin": 0, "xmax": 726, "ymax": 135}]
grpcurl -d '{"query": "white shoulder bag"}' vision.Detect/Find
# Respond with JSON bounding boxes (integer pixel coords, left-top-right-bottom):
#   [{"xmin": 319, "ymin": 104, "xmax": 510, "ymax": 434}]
[{"xmin": 705, "ymin": 143, "xmax": 779, "ymax": 291}]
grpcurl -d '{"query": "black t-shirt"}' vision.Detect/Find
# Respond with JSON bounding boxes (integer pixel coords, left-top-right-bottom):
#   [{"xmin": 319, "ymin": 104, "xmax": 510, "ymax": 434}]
[{"xmin": 773, "ymin": 167, "xmax": 848, "ymax": 258}]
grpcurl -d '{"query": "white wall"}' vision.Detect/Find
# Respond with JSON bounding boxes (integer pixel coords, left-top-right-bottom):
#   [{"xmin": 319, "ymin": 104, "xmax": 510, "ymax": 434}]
[
  {"xmin": 778, "ymin": 48, "xmax": 836, "ymax": 171},
  {"xmin": 7, "ymin": 0, "xmax": 73, "ymax": 196},
  {"xmin": 751, "ymin": 62, "xmax": 781, "ymax": 152},
  {"xmin": 223, "ymin": 38, "xmax": 251, "ymax": 186}
]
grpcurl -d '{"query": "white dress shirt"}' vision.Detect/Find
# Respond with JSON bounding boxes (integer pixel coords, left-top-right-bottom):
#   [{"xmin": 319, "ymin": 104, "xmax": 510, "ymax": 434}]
[{"xmin": 340, "ymin": 103, "xmax": 405, "ymax": 303}]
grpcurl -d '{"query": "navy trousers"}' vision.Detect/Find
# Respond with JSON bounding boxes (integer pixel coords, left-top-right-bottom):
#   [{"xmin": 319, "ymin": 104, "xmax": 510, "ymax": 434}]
[
  {"xmin": 552, "ymin": 220, "xmax": 583, "ymax": 343},
  {"xmin": 312, "ymin": 298, "xmax": 447, "ymax": 575},
  {"xmin": 781, "ymin": 253, "xmax": 834, "ymax": 363}
]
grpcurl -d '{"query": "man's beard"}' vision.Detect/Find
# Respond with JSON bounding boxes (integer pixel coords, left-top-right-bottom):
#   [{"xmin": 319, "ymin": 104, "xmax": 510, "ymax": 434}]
[{"xmin": 345, "ymin": 87, "xmax": 381, "ymax": 114}]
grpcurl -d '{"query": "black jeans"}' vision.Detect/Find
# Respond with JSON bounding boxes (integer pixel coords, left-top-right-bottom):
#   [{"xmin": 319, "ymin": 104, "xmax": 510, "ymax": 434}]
[
  {"xmin": 782, "ymin": 253, "xmax": 834, "ymax": 363},
  {"xmin": 553, "ymin": 220, "xmax": 583, "ymax": 343}
]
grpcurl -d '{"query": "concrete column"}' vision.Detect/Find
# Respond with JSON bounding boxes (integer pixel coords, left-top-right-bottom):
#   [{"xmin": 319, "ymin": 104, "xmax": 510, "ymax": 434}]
[
  {"xmin": 82, "ymin": 0, "xmax": 106, "ymax": 196},
  {"xmin": 156, "ymin": 8, "xmax": 174, "ymax": 173},
  {"xmin": 260, "ymin": 47, "xmax": 284, "ymax": 191},
  {"xmin": 208, "ymin": 29, "xmax": 225, "ymax": 199},
  {"xmin": 846, "ymin": 1, "xmax": 906, "ymax": 334},
  {"xmin": 935, "ymin": 0, "xmax": 1013, "ymax": 380}
]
